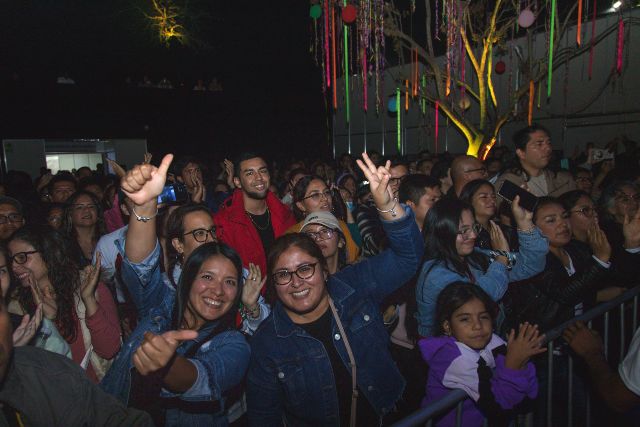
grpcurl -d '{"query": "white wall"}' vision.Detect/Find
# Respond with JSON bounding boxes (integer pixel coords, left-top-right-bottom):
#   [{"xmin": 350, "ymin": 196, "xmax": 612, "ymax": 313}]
[{"xmin": 332, "ymin": 9, "xmax": 640, "ymax": 157}]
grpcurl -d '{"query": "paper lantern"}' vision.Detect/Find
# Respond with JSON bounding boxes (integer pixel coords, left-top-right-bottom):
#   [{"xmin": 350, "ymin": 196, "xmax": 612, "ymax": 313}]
[
  {"xmin": 387, "ymin": 97, "xmax": 398, "ymax": 113},
  {"xmin": 518, "ymin": 9, "xmax": 535, "ymax": 28},
  {"xmin": 495, "ymin": 61, "xmax": 506, "ymax": 75},
  {"xmin": 458, "ymin": 96, "xmax": 471, "ymax": 110},
  {"xmin": 310, "ymin": 4, "xmax": 322, "ymax": 19},
  {"xmin": 342, "ymin": 5, "xmax": 357, "ymax": 24}
]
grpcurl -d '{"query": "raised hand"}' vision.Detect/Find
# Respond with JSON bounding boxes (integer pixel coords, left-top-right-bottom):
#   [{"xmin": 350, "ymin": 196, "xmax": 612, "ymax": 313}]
[
  {"xmin": 355, "ymin": 153, "xmax": 404, "ymax": 220},
  {"xmin": 13, "ymin": 304, "xmax": 43, "ymax": 347},
  {"xmin": 623, "ymin": 208, "xmax": 640, "ymax": 248},
  {"xmin": 191, "ymin": 170, "xmax": 205, "ymax": 204},
  {"xmin": 489, "ymin": 220, "xmax": 510, "ymax": 252},
  {"xmin": 121, "ymin": 154, "xmax": 174, "ymax": 207},
  {"xmin": 241, "ymin": 263, "xmax": 265, "ymax": 317},
  {"xmin": 511, "ymin": 194, "xmax": 535, "ymax": 231},
  {"xmin": 133, "ymin": 329, "xmax": 199, "ymax": 375},
  {"xmin": 587, "ymin": 223, "xmax": 611, "ymax": 263},
  {"xmin": 143, "ymin": 152, "xmax": 153, "ymax": 164},
  {"xmin": 223, "ymin": 159, "xmax": 235, "ymax": 189},
  {"xmin": 505, "ymin": 322, "xmax": 547, "ymax": 370}
]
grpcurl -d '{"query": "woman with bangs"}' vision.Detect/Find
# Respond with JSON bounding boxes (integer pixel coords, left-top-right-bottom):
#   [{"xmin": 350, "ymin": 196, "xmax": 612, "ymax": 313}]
[{"xmin": 101, "ymin": 155, "xmax": 251, "ymax": 426}]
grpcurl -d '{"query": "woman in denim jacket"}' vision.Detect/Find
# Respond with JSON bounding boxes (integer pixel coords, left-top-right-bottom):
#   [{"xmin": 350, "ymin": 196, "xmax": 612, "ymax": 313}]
[
  {"xmin": 101, "ymin": 155, "xmax": 250, "ymax": 426},
  {"xmin": 416, "ymin": 196, "xmax": 548, "ymax": 337},
  {"xmin": 246, "ymin": 153, "xmax": 424, "ymax": 426}
]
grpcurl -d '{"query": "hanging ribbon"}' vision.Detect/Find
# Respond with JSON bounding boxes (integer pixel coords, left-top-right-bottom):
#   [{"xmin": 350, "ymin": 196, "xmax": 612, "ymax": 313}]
[
  {"xmin": 528, "ymin": 80, "xmax": 534, "ymax": 125},
  {"xmin": 588, "ymin": 0, "xmax": 597, "ymax": 79},
  {"xmin": 547, "ymin": 0, "xmax": 557, "ymax": 97},
  {"xmin": 325, "ymin": 0, "xmax": 331, "ymax": 87},
  {"xmin": 435, "ymin": 101, "xmax": 439, "ymax": 153},
  {"xmin": 363, "ymin": 45, "xmax": 368, "ymax": 111},
  {"xmin": 405, "ymin": 79, "xmax": 409, "ymax": 111},
  {"xmin": 577, "ymin": 0, "xmax": 583, "ymax": 46},
  {"xmin": 396, "ymin": 89, "xmax": 401, "ymax": 154},
  {"xmin": 617, "ymin": 17, "xmax": 624, "ymax": 75},
  {"xmin": 421, "ymin": 74, "xmax": 426, "ymax": 114},
  {"xmin": 343, "ymin": 0, "xmax": 350, "ymax": 123},
  {"xmin": 332, "ymin": 4, "xmax": 337, "ymax": 109},
  {"xmin": 413, "ymin": 49, "xmax": 419, "ymax": 97}
]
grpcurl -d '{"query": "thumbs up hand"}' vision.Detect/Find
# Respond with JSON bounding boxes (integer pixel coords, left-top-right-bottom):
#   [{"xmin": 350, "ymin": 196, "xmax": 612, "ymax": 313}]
[
  {"xmin": 121, "ymin": 154, "xmax": 174, "ymax": 207},
  {"xmin": 132, "ymin": 329, "xmax": 199, "ymax": 376}
]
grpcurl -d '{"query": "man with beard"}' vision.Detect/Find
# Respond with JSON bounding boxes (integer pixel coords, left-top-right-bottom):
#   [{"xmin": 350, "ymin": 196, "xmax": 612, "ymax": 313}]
[{"xmin": 214, "ymin": 152, "xmax": 295, "ymax": 273}]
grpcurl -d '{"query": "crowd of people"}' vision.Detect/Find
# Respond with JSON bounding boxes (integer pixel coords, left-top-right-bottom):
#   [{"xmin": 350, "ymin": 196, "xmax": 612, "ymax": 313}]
[{"xmin": 0, "ymin": 124, "xmax": 638, "ymax": 426}]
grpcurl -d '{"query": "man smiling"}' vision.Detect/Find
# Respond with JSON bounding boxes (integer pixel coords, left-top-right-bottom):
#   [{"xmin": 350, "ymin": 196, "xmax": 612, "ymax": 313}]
[{"xmin": 214, "ymin": 152, "xmax": 295, "ymax": 273}]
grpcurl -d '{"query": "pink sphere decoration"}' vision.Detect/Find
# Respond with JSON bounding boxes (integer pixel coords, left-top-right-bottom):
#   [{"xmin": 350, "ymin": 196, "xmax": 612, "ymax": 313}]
[{"xmin": 518, "ymin": 9, "xmax": 535, "ymax": 28}]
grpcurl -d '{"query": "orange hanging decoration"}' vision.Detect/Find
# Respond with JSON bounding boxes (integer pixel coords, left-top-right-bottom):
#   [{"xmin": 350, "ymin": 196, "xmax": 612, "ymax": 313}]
[
  {"xmin": 577, "ymin": 0, "xmax": 583, "ymax": 46},
  {"xmin": 528, "ymin": 80, "xmax": 534, "ymax": 125},
  {"xmin": 413, "ymin": 49, "xmax": 418, "ymax": 97},
  {"xmin": 405, "ymin": 79, "xmax": 409, "ymax": 111}
]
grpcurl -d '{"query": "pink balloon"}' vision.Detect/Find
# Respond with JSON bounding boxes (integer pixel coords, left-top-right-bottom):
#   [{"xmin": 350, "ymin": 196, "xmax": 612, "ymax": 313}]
[{"xmin": 518, "ymin": 9, "xmax": 535, "ymax": 28}]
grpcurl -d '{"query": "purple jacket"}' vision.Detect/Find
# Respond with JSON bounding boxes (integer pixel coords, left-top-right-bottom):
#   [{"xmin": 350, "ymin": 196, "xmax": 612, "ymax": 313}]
[{"xmin": 418, "ymin": 335, "xmax": 538, "ymax": 427}]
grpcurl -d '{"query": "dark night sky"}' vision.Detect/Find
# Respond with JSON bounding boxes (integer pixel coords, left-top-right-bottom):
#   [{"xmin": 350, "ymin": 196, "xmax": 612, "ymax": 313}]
[{"xmin": 0, "ymin": 1, "xmax": 328, "ymax": 162}]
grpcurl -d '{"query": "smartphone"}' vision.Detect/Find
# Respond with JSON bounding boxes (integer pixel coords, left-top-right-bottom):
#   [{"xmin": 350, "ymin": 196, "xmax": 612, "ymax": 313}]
[
  {"xmin": 157, "ymin": 182, "xmax": 189, "ymax": 204},
  {"xmin": 498, "ymin": 180, "xmax": 538, "ymax": 212}
]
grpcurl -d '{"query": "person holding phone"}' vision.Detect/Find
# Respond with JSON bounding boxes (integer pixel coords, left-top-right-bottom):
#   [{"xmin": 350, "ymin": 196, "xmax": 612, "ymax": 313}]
[
  {"xmin": 494, "ymin": 124, "xmax": 575, "ymax": 203},
  {"xmin": 415, "ymin": 196, "xmax": 548, "ymax": 337}
]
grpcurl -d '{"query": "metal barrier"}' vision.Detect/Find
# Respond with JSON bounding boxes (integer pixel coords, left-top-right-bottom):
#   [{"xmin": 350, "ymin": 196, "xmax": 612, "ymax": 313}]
[{"xmin": 391, "ymin": 285, "xmax": 640, "ymax": 427}]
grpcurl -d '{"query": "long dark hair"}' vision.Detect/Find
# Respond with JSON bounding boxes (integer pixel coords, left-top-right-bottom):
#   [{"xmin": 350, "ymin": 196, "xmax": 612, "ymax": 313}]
[
  {"xmin": 423, "ymin": 198, "xmax": 489, "ymax": 280},
  {"xmin": 0, "ymin": 244, "xmax": 16, "ymax": 298},
  {"xmin": 171, "ymin": 242, "xmax": 243, "ymax": 333},
  {"xmin": 61, "ymin": 190, "xmax": 106, "ymax": 241},
  {"xmin": 266, "ymin": 233, "xmax": 328, "ymax": 304},
  {"xmin": 11, "ymin": 225, "xmax": 80, "ymax": 341},
  {"xmin": 459, "ymin": 179, "xmax": 495, "ymax": 205},
  {"xmin": 165, "ymin": 204, "xmax": 215, "ymax": 287},
  {"xmin": 434, "ymin": 281, "xmax": 498, "ymax": 336},
  {"xmin": 292, "ymin": 175, "xmax": 347, "ymax": 222}
]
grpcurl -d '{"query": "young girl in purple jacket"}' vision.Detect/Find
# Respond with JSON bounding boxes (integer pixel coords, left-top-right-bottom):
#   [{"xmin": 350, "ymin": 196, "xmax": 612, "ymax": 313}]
[{"xmin": 419, "ymin": 282, "xmax": 545, "ymax": 427}]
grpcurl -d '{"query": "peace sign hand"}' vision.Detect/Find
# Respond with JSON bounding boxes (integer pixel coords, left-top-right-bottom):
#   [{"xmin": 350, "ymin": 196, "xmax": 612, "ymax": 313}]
[{"xmin": 356, "ymin": 153, "xmax": 405, "ymax": 220}]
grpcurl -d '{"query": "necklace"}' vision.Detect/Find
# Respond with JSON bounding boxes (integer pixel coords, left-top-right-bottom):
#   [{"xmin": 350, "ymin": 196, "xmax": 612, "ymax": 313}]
[{"xmin": 246, "ymin": 207, "xmax": 271, "ymax": 231}]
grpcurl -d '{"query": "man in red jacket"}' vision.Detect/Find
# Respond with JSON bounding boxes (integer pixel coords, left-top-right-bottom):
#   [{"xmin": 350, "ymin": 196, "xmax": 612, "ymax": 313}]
[{"xmin": 214, "ymin": 152, "xmax": 295, "ymax": 274}]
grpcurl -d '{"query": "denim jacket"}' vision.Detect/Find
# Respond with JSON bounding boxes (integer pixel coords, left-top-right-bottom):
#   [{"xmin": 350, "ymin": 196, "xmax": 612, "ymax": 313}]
[
  {"xmin": 100, "ymin": 241, "xmax": 251, "ymax": 427},
  {"xmin": 416, "ymin": 227, "xmax": 549, "ymax": 336},
  {"xmin": 246, "ymin": 206, "xmax": 424, "ymax": 426}
]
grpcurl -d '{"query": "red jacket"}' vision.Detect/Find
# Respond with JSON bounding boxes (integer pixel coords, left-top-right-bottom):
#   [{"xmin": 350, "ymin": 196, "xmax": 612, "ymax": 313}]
[{"xmin": 213, "ymin": 189, "xmax": 295, "ymax": 273}]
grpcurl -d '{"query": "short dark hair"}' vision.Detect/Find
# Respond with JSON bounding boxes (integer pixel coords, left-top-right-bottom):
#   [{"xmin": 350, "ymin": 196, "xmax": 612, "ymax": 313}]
[
  {"xmin": 434, "ymin": 281, "xmax": 498, "ymax": 336},
  {"xmin": 573, "ymin": 166, "xmax": 592, "ymax": 177},
  {"xmin": 233, "ymin": 152, "xmax": 266, "ymax": 178},
  {"xmin": 430, "ymin": 159, "xmax": 452, "ymax": 180},
  {"xmin": 47, "ymin": 174, "xmax": 76, "ymax": 195},
  {"xmin": 78, "ymin": 176, "xmax": 104, "ymax": 192},
  {"xmin": 558, "ymin": 190, "xmax": 592, "ymax": 212},
  {"xmin": 512, "ymin": 123, "xmax": 550, "ymax": 152},
  {"xmin": 172, "ymin": 156, "xmax": 201, "ymax": 178},
  {"xmin": 398, "ymin": 174, "xmax": 440, "ymax": 205},
  {"xmin": 532, "ymin": 196, "xmax": 564, "ymax": 224}
]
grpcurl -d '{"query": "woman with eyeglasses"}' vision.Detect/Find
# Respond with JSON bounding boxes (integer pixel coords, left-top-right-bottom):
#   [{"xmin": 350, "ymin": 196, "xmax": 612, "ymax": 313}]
[
  {"xmin": 7, "ymin": 224, "xmax": 121, "ymax": 382},
  {"xmin": 416, "ymin": 197, "xmax": 548, "ymax": 337},
  {"xmin": 61, "ymin": 190, "xmax": 106, "ymax": 267},
  {"xmin": 246, "ymin": 154, "xmax": 424, "ymax": 426},
  {"xmin": 101, "ymin": 155, "xmax": 251, "ymax": 426},
  {"xmin": 289, "ymin": 175, "xmax": 362, "ymax": 263},
  {"xmin": 597, "ymin": 181, "xmax": 640, "ymax": 251},
  {"xmin": 459, "ymin": 179, "xmax": 518, "ymax": 251},
  {"xmin": 300, "ymin": 211, "xmax": 348, "ymax": 274}
]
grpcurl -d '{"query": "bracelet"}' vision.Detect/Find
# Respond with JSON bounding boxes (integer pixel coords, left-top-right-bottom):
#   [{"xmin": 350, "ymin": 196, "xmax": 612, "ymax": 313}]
[
  {"xmin": 489, "ymin": 249, "xmax": 515, "ymax": 270},
  {"xmin": 517, "ymin": 225, "xmax": 536, "ymax": 234},
  {"xmin": 376, "ymin": 198, "xmax": 398, "ymax": 217},
  {"xmin": 132, "ymin": 206, "xmax": 159, "ymax": 223},
  {"xmin": 240, "ymin": 303, "xmax": 260, "ymax": 320}
]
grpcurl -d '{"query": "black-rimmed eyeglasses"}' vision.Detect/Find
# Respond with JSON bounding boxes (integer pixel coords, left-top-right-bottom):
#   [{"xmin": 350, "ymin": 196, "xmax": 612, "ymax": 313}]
[
  {"xmin": 10, "ymin": 250, "xmax": 39, "ymax": 265},
  {"xmin": 272, "ymin": 263, "xmax": 318, "ymax": 286},
  {"xmin": 0, "ymin": 213, "xmax": 23, "ymax": 225},
  {"xmin": 183, "ymin": 227, "xmax": 216, "ymax": 243}
]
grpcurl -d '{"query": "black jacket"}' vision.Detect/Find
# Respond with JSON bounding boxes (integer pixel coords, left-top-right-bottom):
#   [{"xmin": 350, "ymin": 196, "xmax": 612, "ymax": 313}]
[
  {"xmin": 0, "ymin": 347, "xmax": 154, "ymax": 427},
  {"xmin": 501, "ymin": 241, "xmax": 609, "ymax": 334}
]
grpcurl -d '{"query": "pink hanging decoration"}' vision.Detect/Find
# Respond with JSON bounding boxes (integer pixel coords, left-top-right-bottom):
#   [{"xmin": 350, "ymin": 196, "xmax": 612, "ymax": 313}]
[
  {"xmin": 363, "ymin": 47, "xmax": 368, "ymax": 111},
  {"xmin": 435, "ymin": 101, "xmax": 439, "ymax": 152},
  {"xmin": 616, "ymin": 17, "xmax": 624, "ymax": 74},
  {"xmin": 588, "ymin": 0, "xmax": 597, "ymax": 79},
  {"xmin": 324, "ymin": 0, "xmax": 330, "ymax": 87}
]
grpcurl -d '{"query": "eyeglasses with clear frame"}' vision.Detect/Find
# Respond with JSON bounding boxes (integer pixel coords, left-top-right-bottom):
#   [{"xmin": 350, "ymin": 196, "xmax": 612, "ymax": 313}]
[
  {"xmin": 302, "ymin": 189, "xmax": 332, "ymax": 203},
  {"xmin": 457, "ymin": 223, "xmax": 483, "ymax": 240},
  {"xmin": 304, "ymin": 228, "xmax": 335, "ymax": 242},
  {"xmin": 272, "ymin": 263, "xmax": 318, "ymax": 286},
  {"xmin": 183, "ymin": 227, "xmax": 217, "ymax": 243},
  {"xmin": 10, "ymin": 251, "xmax": 39, "ymax": 265}
]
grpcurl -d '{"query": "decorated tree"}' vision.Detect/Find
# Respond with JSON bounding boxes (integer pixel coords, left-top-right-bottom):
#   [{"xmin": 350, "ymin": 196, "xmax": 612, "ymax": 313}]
[{"xmin": 310, "ymin": 0, "xmax": 634, "ymax": 158}]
